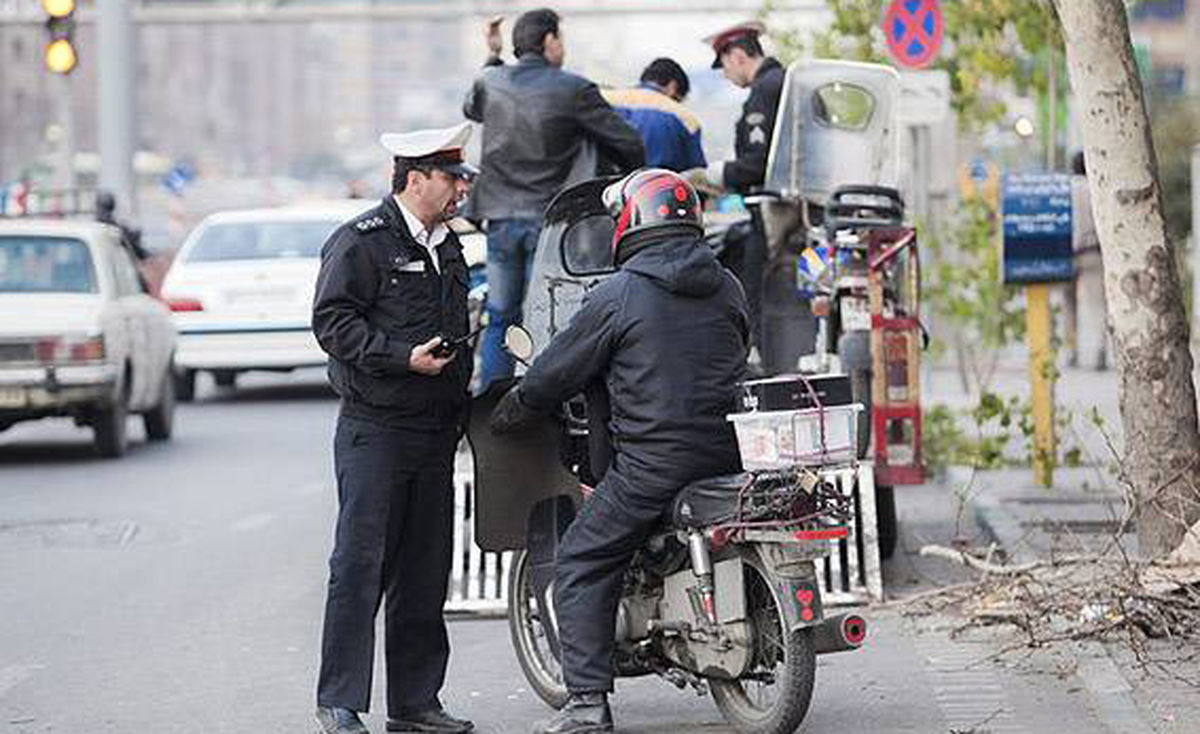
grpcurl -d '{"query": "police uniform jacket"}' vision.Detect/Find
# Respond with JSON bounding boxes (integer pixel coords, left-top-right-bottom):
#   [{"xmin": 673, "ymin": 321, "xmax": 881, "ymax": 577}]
[
  {"xmin": 312, "ymin": 196, "xmax": 471, "ymax": 426},
  {"xmin": 723, "ymin": 57, "xmax": 785, "ymax": 193},
  {"xmin": 518, "ymin": 234, "xmax": 748, "ymax": 496}
]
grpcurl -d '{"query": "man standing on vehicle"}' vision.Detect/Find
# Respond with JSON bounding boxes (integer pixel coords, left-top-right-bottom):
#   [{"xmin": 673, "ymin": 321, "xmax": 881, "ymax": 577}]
[
  {"xmin": 95, "ymin": 190, "xmax": 150, "ymax": 261},
  {"xmin": 602, "ymin": 58, "xmax": 707, "ymax": 172},
  {"xmin": 491, "ymin": 169, "xmax": 749, "ymax": 734},
  {"xmin": 311, "ymin": 123, "xmax": 477, "ymax": 734},
  {"xmin": 463, "ymin": 8, "xmax": 645, "ymax": 391},
  {"xmin": 690, "ymin": 21, "xmax": 794, "ymax": 372}
]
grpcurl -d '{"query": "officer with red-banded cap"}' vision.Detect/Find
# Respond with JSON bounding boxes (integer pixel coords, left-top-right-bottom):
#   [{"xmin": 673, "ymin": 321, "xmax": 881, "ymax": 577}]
[
  {"xmin": 692, "ymin": 20, "xmax": 787, "ymax": 371},
  {"xmin": 313, "ymin": 122, "xmax": 478, "ymax": 734}
]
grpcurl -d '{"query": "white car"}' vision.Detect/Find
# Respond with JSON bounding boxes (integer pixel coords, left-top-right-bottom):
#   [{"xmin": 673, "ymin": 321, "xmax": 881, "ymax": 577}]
[
  {"xmin": 160, "ymin": 200, "xmax": 372, "ymax": 400},
  {"xmin": 0, "ymin": 219, "xmax": 177, "ymax": 457}
]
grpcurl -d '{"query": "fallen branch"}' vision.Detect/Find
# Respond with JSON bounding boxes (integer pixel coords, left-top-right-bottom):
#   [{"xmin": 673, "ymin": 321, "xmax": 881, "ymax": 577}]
[{"xmin": 918, "ymin": 544, "xmax": 1107, "ymax": 575}]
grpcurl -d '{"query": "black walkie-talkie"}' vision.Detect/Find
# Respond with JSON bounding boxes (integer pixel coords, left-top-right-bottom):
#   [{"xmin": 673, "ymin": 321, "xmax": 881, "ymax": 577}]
[{"xmin": 432, "ymin": 324, "xmax": 484, "ymax": 358}]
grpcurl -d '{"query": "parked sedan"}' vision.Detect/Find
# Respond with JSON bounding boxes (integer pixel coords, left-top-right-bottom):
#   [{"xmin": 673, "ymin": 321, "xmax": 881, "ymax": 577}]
[
  {"xmin": 160, "ymin": 201, "xmax": 371, "ymax": 400},
  {"xmin": 0, "ymin": 219, "xmax": 177, "ymax": 457}
]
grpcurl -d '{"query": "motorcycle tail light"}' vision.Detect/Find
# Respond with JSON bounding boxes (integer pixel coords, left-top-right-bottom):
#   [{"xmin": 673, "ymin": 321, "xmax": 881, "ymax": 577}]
[{"xmin": 811, "ymin": 295, "xmax": 831, "ymax": 317}]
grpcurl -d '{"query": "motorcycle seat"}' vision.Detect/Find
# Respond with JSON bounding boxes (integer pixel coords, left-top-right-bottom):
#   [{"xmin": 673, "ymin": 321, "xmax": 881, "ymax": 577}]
[{"xmin": 672, "ymin": 473, "xmax": 751, "ymax": 529}]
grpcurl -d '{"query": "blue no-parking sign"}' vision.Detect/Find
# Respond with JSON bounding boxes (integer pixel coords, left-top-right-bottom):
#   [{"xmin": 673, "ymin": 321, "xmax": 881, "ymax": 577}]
[
  {"xmin": 1002, "ymin": 172, "xmax": 1074, "ymax": 284},
  {"xmin": 883, "ymin": 0, "xmax": 944, "ymax": 69}
]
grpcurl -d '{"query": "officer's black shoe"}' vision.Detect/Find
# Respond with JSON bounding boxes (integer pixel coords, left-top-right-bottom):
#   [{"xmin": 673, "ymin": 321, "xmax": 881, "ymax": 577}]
[
  {"xmin": 315, "ymin": 706, "xmax": 369, "ymax": 734},
  {"xmin": 531, "ymin": 692, "xmax": 613, "ymax": 734},
  {"xmin": 386, "ymin": 705, "xmax": 474, "ymax": 732}
]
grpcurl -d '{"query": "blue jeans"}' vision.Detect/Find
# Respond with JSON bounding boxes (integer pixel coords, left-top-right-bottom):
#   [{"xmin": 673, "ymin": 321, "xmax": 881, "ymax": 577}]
[{"xmin": 478, "ymin": 218, "xmax": 543, "ymax": 390}]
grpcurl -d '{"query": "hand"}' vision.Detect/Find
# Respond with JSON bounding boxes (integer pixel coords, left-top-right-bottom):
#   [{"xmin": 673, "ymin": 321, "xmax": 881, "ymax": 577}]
[
  {"xmin": 489, "ymin": 385, "xmax": 536, "ymax": 434},
  {"xmin": 409, "ymin": 336, "xmax": 456, "ymax": 375},
  {"xmin": 485, "ymin": 16, "xmax": 503, "ymax": 57},
  {"xmin": 683, "ymin": 165, "xmax": 725, "ymax": 196}
]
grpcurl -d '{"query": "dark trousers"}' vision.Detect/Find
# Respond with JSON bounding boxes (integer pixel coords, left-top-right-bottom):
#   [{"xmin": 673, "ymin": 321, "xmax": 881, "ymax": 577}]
[
  {"xmin": 553, "ymin": 471, "xmax": 673, "ymax": 693},
  {"xmin": 761, "ymin": 252, "xmax": 816, "ymax": 375},
  {"xmin": 317, "ymin": 413, "xmax": 457, "ymax": 716}
]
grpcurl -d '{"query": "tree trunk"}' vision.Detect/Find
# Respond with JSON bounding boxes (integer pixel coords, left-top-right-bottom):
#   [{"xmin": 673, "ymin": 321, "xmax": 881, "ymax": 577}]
[{"xmin": 1054, "ymin": 0, "xmax": 1200, "ymax": 558}]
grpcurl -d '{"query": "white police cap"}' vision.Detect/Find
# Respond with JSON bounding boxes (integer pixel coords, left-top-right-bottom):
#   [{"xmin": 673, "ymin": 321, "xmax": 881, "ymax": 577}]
[{"xmin": 380, "ymin": 122, "xmax": 478, "ymax": 179}]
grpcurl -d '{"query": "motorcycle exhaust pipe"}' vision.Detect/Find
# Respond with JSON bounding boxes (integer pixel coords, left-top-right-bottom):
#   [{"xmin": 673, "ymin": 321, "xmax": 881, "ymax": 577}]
[{"xmin": 812, "ymin": 612, "xmax": 868, "ymax": 654}]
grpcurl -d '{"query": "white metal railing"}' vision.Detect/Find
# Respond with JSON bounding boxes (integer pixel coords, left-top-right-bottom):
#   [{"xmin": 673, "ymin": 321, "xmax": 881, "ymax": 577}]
[
  {"xmin": 445, "ymin": 448, "xmax": 882, "ymax": 614},
  {"xmin": 447, "ymin": 442, "xmax": 512, "ymax": 614},
  {"xmin": 816, "ymin": 463, "xmax": 883, "ymax": 605}
]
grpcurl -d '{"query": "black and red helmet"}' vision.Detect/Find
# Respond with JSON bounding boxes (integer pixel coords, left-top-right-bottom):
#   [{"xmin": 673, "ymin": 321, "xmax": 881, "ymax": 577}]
[{"xmin": 601, "ymin": 168, "xmax": 703, "ymax": 263}]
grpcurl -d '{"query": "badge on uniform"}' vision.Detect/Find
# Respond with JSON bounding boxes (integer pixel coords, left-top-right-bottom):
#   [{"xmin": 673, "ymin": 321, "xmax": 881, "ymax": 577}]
[{"xmin": 399, "ymin": 261, "xmax": 426, "ymax": 273}]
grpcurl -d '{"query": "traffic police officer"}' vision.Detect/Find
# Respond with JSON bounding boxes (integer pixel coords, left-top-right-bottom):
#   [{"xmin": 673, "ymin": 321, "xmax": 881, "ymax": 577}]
[
  {"xmin": 313, "ymin": 123, "xmax": 477, "ymax": 734},
  {"xmin": 693, "ymin": 21, "xmax": 809, "ymax": 374}
]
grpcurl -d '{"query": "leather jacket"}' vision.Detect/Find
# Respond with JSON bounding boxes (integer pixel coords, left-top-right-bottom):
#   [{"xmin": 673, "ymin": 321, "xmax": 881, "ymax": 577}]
[{"xmin": 463, "ymin": 55, "xmax": 645, "ymax": 220}]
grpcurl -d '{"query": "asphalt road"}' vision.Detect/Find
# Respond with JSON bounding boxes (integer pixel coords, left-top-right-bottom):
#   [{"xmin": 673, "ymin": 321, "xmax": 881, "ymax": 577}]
[{"xmin": 0, "ymin": 370, "xmax": 1123, "ymax": 733}]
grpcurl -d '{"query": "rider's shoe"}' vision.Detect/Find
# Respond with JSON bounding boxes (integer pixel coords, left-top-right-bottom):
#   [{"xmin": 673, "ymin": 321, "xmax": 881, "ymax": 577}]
[
  {"xmin": 315, "ymin": 707, "xmax": 369, "ymax": 734},
  {"xmin": 531, "ymin": 692, "xmax": 613, "ymax": 734}
]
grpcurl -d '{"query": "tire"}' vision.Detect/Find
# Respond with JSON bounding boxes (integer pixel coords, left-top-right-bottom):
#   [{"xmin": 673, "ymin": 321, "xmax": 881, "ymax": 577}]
[
  {"xmin": 875, "ymin": 485, "xmax": 898, "ymax": 561},
  {"xmin": 507, "ymin": 550, "xmax": 570, "ymax": 710},
  {"xmin": 93, "ymin": 383, "xmax": 129, "ymax": 459},
  {"xmin": 710, "ymin": 553, "xmax": 817, "ymax": 734},
  {"xmin": 213, "ymin": 370, "xmax": 237, "ymax": 388},
  {"xmin": 174, "ymin": 368, "xmax": 196, "ymax": 403},
  {"xmin": 839, "ymin": 331, "xmax": 873, "ymax": 461},
  {"xmin": 143, "ymin": 367, "xmax": 175, "ymax": 442}
]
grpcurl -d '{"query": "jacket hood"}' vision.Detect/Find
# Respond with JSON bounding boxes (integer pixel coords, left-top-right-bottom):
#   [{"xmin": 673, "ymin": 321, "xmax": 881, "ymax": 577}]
[{"xmin": 621, "ymin": 234, "xmax": 724, "ymax": 297}]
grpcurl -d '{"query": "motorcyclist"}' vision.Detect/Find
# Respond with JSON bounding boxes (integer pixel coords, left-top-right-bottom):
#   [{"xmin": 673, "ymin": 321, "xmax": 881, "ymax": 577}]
[{"xmin": 490, "ymin": 169, "xmax": 749, "ymax": 734}]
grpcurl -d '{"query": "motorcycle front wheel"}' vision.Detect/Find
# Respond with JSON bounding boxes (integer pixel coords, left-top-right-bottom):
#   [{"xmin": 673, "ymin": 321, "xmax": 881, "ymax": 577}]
[
  {"xmin": 710, "ymin": 554, "xmax": 817, "ymax": 734},
  {"xmin": 507, "ymin": 549, "xmax": 570, "ymax": 709}
]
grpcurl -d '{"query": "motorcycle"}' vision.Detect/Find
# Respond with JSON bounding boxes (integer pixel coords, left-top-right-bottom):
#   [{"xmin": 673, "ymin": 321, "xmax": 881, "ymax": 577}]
[{"xmin": 466, "ymin": 172, "xmax": 869, "ymax": 731}]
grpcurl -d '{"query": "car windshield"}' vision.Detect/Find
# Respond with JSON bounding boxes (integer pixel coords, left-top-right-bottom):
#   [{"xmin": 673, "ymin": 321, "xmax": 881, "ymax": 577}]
[
  {"xmin": 186, "ymin": 220, "xmax": 340, "ymax": 262},
  {"xmin": 0, "ymin": 236, "xmax": 98, "ymax": 293}
]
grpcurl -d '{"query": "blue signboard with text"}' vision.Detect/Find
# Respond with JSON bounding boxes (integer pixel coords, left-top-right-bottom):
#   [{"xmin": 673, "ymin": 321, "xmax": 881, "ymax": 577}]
[{"xmin": 1001, "ymin": 172, "xmax": 1074, "ymax": 284}]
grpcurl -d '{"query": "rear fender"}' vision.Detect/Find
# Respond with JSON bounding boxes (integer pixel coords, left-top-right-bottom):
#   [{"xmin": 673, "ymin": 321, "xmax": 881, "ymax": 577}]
[{"xmin": 755, "ymin": 543, "xmax": 825, "ymax": 631}]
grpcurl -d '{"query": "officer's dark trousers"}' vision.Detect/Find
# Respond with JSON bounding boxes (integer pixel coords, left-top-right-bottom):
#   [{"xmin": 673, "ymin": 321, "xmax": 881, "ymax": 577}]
[
  {"xmin": 317, "ymin": 413, "xmax": 457, "ymax": 715},
  {"xmin": 761, "ymin": 252, "xmax": 816, "ymax": 375},
  {"xmin": 553, "ymin": 470, "xmax": 673, "ymax": 693}
]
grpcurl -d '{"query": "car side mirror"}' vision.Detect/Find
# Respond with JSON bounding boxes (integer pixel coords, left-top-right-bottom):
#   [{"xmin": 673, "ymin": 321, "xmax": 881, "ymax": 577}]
[{"xmin": 503, "ymin": 325, "xmax": 535, "ymax": 364}]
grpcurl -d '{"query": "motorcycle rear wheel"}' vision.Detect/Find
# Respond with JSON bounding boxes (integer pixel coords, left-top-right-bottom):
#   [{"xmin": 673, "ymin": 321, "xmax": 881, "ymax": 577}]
[
  {"xmin": 710, "ymin": 554, "xmax": 817, "ymax": 734},
  {"xmin": 507, "ymin": 549, "xmax": 570, "ymax": 709}
]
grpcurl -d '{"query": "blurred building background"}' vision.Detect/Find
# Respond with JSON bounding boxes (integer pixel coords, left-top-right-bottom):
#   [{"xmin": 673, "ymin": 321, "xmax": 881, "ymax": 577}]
[{"xmin": 0, "ymin": 1, "xmax": 828, "ymax": 208}]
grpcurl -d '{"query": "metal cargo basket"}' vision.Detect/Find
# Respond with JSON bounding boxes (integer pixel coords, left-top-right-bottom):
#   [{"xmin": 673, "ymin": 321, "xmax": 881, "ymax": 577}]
[{"xmin": 728, "ymin": 404, "xmax": 862, "ymax": 470}]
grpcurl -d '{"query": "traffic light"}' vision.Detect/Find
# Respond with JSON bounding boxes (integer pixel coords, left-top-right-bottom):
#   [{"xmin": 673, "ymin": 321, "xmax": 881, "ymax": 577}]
[{"xmin": 42, "ymin": 0, "xmax": 77, "ymax": 75}]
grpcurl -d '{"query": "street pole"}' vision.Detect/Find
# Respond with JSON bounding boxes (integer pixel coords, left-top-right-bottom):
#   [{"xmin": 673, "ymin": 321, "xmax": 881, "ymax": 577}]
[
  {"xmin": 98, "ymin": 0, "xmax": 136, "ymax": 218},
  {"xmin": 1047, "ymin": 44, "xmax": 1056, "ymax": 171},
  {"xmin": 1029, "ymin": 37, "xmax": 1059, "ymax": 488},
  {"xmin": 54, "ymin": 73, "xmax": 75, "ymax": 195}
]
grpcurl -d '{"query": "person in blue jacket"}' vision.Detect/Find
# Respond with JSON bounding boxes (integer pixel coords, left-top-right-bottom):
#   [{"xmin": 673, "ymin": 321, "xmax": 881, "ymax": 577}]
[{"xmin": 603, "ymin": 58, "xmax": 707, "ymax": 172}]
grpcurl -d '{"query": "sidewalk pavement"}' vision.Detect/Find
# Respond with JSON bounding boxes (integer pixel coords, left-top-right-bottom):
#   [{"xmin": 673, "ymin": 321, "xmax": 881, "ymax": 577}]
[{"xmin": 918, "ymin": 364, "xmax": 1199, "ymax": 731}]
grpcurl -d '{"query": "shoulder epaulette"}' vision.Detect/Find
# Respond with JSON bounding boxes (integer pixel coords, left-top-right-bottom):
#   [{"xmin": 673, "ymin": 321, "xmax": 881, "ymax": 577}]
[{"xmin": 353, "ymin": 214, "xmax": 387, "ymax": 233}]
